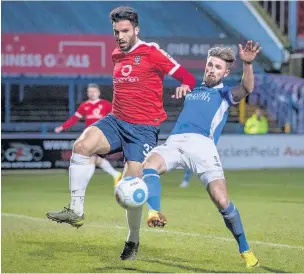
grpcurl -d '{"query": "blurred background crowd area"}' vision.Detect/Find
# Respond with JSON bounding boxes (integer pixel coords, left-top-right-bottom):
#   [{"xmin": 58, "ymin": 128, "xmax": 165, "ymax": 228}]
[{"xmin": 1, "ymin": 1, "xmax": 303, "ymax": 135}]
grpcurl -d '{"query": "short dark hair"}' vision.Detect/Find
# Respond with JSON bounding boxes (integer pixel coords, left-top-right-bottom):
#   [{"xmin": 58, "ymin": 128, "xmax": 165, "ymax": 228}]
[
  {"xmin": 87, "ymin": 83, "xmax": 100, "ymax": 91},
  {"xmin": 109, "ymin": 6, "xmax": 139, "ymax": 27}
]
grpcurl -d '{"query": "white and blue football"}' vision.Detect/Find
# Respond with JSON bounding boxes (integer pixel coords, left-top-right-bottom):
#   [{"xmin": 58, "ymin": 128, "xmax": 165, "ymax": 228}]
[{"xmin": 115, "ymin": 176, "xmax": 148, "ymax": 209}]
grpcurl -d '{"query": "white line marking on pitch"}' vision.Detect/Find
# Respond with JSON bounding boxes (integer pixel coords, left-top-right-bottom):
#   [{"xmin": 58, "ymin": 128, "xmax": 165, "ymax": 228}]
[{"xmin": 2, "ymin": 213, "xmax": 304, "ymax": 250}]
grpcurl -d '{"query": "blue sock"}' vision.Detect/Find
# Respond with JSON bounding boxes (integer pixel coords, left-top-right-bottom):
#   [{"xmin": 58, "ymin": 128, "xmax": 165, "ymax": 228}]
[
  {"xmin": 142, "ymin": 168, "xmax": 161, "ymax": 211},
  {"xmin": 184, "ymin": 169, "xmax": 192, "ymax": 182},
  {"xmin": 220, "ymin": 202, "xmax": 250, "ymax": 253}
]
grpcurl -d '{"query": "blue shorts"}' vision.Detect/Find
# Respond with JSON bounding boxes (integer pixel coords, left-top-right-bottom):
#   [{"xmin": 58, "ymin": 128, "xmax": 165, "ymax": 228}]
[{"xmin": 92, "ymin": 114, "xmax": 160, "ymax": 163}]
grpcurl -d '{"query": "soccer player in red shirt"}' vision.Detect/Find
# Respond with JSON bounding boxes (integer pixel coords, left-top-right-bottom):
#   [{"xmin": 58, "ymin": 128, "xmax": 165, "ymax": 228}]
[
  {"xmin": 54, "ymin": 83, "xmax": 121, "ymax": 183},
  {"xmin": 47, "ymin": 6, "xmax": 196, "ymax": 259}
]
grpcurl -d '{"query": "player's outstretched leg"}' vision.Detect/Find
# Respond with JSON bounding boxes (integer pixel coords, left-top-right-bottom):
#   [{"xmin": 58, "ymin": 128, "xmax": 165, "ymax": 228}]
[
  {"xmin": 180, "ymin": 168, "xmax": 192, "ymax": 188},
  {"xmin": 120, "ymin": 161, "xmax": 143, "ymax": 260},
  {"xmin": 95, "ymin": 156, "xmax": 122, "ymax": 185},
  {"xmin": 142, "ymin": 152, "xmax": 167, "ymax": 228},
  {"xmin": 203, "ymin": 176, "xmax": 259, "ymax": 268},
  {"xmin": 46, "ymin": 126, "xmax": 111, "ymax": 228}
]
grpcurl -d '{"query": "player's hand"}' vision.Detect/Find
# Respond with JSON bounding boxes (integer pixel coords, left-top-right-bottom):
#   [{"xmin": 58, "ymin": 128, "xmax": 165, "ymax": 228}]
[
  {"xmin": 172, "ymin": 84, "xmax": 191, "ymax": 99},
  {"xmin": 238, "ymin": 41, "xmax": 262, "ymax": 63},
  {"xmin": 54, "ymin": 126, "xmax": 63, "ymax": 133}
]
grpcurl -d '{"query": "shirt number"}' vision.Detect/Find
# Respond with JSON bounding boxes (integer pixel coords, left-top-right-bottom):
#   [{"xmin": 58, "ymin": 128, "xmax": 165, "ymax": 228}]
[{"xmin": 143, "ymin": 143, "xmax": 153, "ymax": 157}]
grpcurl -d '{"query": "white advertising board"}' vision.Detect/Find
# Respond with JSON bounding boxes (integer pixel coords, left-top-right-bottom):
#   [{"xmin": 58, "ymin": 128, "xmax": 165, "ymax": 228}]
[{"xmin": 217, "ymin": 135, "xmax": 304, "ymax": 169}]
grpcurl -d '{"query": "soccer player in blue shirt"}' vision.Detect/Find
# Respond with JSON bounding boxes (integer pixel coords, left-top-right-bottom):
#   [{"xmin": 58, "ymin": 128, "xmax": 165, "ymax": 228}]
[{"xmin": 142, "ymin": 41, "xmax": 261, "ymax": 268}]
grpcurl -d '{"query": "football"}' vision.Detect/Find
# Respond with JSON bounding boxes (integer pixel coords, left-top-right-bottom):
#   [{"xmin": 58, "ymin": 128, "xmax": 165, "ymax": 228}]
[{"xmin": 115, "ymin": 176, "xmax": 148, "ymax": 209}]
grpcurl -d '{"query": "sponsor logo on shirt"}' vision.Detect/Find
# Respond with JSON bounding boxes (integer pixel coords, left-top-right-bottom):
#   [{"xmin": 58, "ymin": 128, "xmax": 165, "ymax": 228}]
[
  {"xmin": 86, "ymin": 108, "xmax": 104, "ymax": 119},
  {"xmin": 121, "ymin": 65, "xmax": 132, "ymax": 76},
  {"xmin": 186, "ymin": 91, "xmax": 211, "ymax": 102},
  {"xmin": 113, "ymin": 64, "xmax": 139, "ymax": 84}
]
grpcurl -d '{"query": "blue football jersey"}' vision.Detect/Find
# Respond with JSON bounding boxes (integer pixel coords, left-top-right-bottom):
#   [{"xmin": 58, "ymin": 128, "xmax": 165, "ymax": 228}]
[{"xmin": 171, "ymin": 83, "xmax": 237, "ymax": 144}]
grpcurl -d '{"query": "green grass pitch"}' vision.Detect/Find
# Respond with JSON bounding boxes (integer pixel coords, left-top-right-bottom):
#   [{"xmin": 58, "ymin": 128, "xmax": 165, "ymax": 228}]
[{"xmin": 2, "ymin": 169, "xmax": 304, "ymax": 273}]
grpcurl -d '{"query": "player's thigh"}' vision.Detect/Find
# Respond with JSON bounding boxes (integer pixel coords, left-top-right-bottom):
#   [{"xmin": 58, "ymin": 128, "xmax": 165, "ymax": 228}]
[
  {"xmin": 186, "ymin": 135, "xmax": 228, "ymax": 209},
  {"xmin": 122, "ymin": 161, "xmax": 142, "ymax": 178},
  {"xmin": 74, "ymin": 126, "xmax": 111, "ymax": 156},
  {"xmin": 206, "ymin": 178, "xmax": 230, "ymax": 210},
  {"xmin": 186, "ymin": 134, "xmax": 224, "ymax": 176},
  {"xmin": 147, "ymin": 141, "xmax": 182, "ymax": 174},
  {"xmin": 142, "ymin": 152, "xmax": 167, "ymax": 174},
  {"xmin": 122, "ymin": 124, "xmax": 159, "ymax": 163}
]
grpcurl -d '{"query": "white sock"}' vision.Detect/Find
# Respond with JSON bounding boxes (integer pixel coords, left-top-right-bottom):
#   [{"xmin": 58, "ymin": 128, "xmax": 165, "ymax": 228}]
[
  {"xmin": 99, "ymin": 158, "xmax": 119, "ymax": 178},
  {"xmin": 70, "ymin": 196, "xmax": 85, "ymax": 216},
  {"xmin": 126, "ymin": 207, "xmax": 142, "ymax": 244},
  {"xmin": 69, "ymin": 153, "xmax": 95, "ymax": 216}
]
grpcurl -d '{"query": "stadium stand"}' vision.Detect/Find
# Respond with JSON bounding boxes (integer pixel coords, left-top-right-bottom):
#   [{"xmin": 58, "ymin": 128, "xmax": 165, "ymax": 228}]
[
  {"xmin": 2, "ymin": 1, "xmax": 228, "ymax": 38},
  {"xmin": 250, "ymin": 74, "xmax": 304, "ymax": 133},
  {"xmin": 1, "ymin": 1, "xmax": 303, "ymax": 134}
]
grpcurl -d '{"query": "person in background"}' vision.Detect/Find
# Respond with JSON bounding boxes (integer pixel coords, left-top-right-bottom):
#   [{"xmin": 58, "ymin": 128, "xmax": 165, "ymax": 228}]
[
  {"xmin": 180, "ymin": 168, "xmax": 192, "ymax": 188},
  {"xmin": 244, "ymin": 107, "xmax": 268, "ymax": 134},
  {"xmin": 54, "ymin": 83, "xmax": 122, "ymax": 184}
]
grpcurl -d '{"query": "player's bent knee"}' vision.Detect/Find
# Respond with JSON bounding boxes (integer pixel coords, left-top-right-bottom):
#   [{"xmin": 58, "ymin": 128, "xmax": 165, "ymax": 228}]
[
  {"xmin": 210, "ymin": 191, "xmax": 230, "ymax": 210},
  {"xmin": 142, "ymin": 152, "xmax": 166, "ymax": 174},
  {"xmin": 73, "ymin": 139, "xmax": 93, "ymax": 156},
  {"xmin": 94, "ymin": 156, "xmax": 103, "ymax": 166},
  {"xmin": 217, "ymin": 197, "xmax": 230, "ymax": 210},
  {"xmin": 73, "ymin": 127, "xmax": 110, "ymax": 156},
  {"xmin": 203, "ymin": 173, "xmax": 230, "ymax": 210},
  {"xmin": 89, "ymin": 155, "xmax": 98, "ymax": 165}
]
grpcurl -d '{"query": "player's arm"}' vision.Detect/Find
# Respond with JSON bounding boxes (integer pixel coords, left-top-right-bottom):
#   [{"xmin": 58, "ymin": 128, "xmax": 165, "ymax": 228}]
[
  {"xmin": 172, "ymin": 66, "xmax": 196, "ymax": 99},
  {"xmin": 231, "ymin": 41, "xmax": 262, "ymax": 103},
  {"xmin": 149, "ymin": 45, "xmax": 196, "ymax": 98},
  {"xmin": 54, "ymin": 104, "xmax": 84, "ymax": 133}
]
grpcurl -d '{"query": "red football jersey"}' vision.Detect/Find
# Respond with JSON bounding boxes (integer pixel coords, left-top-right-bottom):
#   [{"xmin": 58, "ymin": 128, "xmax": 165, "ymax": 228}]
[
  {"xmin": 75, "ymin": 99, "xmax": 112, "ymax": 127},
  {"xmin": 112, "ymin": 40, "xmax": 194, "ymax": 126}
]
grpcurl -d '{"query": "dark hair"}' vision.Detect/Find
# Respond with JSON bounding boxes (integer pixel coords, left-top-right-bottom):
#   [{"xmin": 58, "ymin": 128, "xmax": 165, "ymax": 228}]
[
  {"xmin": 87, "ymin": 83, "xmax": 100, "ymax": 91},
  {"xmin": 109, "ymin": 6, "xmax": 139, "ymax": 27}
]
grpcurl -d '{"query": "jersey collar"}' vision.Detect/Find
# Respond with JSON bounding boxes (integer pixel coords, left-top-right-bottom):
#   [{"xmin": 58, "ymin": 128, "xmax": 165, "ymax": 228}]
[
  {"xmin": 126, "ymin": 39, "xmax": 144, "ymax": 53},
  {"xmin": 88, "ymin": 99, "xmax": 101, "ymax": 104},
  {"xmin": 201, "ymin": 82, "xmax": 224, "ymax": 89}
]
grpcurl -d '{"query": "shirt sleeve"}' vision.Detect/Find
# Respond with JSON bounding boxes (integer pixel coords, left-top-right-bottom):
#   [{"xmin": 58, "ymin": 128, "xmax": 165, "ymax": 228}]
[
  {"xmin": 61, "ymin": 103, "xmax": 85, "ymax": 129},
  {"xmin": 220, "ymin": 86, "xmax": 238, "ymax": 106},
  {"xmin": 61, "ymin": 115, "xmax": 79, "ymax": 129},
  {"xmin": 149, "ymin": 44, "xmax": 196, "ymax": 89},
  {"xmin": 149, "ymin": 44, "xmax": 181, "ymax": 76}
]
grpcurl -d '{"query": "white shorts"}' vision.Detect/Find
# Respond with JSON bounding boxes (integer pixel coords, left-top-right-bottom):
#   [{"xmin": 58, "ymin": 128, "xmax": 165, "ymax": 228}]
[{"xmin": 151, "ymin": 133, "xmax": 225, "ymax": 187}]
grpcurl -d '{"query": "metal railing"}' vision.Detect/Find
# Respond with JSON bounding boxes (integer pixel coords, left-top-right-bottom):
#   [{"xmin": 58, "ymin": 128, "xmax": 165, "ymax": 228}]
[
  {"xmin": 258, "ymin": 1, "xmax": 299, "ymax": 49},
  {"xmin": 260, "ymin": 1, "xmax": 289, "ymax": 35}
]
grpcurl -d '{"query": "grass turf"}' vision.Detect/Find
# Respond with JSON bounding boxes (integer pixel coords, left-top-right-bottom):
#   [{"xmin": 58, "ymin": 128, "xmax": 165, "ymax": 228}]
[{"xmin": 2, "ymin": 169, "xmax": 304, "ymax": 273}]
